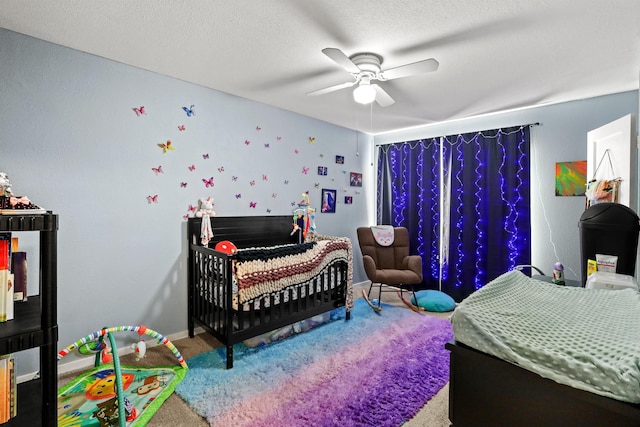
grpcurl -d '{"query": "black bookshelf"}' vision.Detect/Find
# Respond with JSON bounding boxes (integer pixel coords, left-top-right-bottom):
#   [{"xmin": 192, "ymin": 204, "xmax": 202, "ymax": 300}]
[{"xmin": 0, "ymin": 212, "xmax": 57, "ymax": 427}]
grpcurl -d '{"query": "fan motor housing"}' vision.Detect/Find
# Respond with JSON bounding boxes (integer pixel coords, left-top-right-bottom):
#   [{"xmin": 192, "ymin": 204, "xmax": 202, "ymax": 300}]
[{"xmin": 349, "ymin": 53, "xmax": 383, "ymax": 73}]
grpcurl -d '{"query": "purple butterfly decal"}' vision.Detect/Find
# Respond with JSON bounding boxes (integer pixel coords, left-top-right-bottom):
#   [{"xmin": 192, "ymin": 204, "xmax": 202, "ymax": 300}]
[
  {"xmin": 284, "ymin": 180, "xmax": 289, "ymax": 185},
  {"xmin": 244, "ymin": 140, "xmax": 250, "ymax": 146},
  {"xmin": 235, "ymin": 193, "xmax": 242, "ymax": 199},
  {"xmin": 218, "ymin": 166, "xmax": 225, "ymax": 173},
  {"xmin": 264, "ymin": 143, "xmax": 270, "ymax": 148},
  {"xmin": 277, "ymin": 136, "xmax": 282, "ymax": 141},
  {"xmin": 180, "ymin": 182, "xmax": 187, "ymax": 188},
  {"xmin": 232, "ymin": 176, "xmax": 238, "ymax": 181},
  {"xmin": 202, "ymin": 177, "xmax": 214, "ymax": 187},
  {"xmin": 202, "ymin": 154, "xmax": 209, "ymax": 159},
  {"xmin": 266, "ymin": 209, "xmax": 271, "ymax": 213}
]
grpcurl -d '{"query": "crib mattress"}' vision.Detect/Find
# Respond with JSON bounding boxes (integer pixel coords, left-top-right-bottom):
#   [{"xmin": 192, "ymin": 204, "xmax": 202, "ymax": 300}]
[{"xmin": 451, "ymin": 270, "xmax": 640, "ymax": 403}]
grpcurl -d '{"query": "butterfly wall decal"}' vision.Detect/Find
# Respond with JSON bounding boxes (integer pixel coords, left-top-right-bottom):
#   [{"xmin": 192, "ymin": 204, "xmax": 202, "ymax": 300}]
[
  {"xmin": 235, "ymin": 193, "xmax": 242, "ymax": 199},
  {"xmin": 151, "ymin": 166, "xmax": 163, "ymax": 175},
  {"xmin": 264, "ymin": 143, "xmax": 270, "ymax": 148},
  {"xmin": 178, "ymin": 124, "xmax": 186, "ymax": 131},
  {"xmin": 302, "ymin": 166, "xmax": 309, "ymax": 174},
  {"xmin": 277, "ymin": 136, "xmax": 282, "ymax": 141},
  {"xmin": 256, "ymin": 126, "xmax": 261, "ymax": 131},
  {"xmin": 202, "ymin": 153, "xmax": 209, "ymax": 159},
  {"xmin": 218, "ymin": 166, "xmax": 225, "ymax": 173},
  {"xmin": 244, "ymin": 140, "xmax": 250, "ymax": 145},
  {"xmin": 188, "ymin": 205, "xmax": 197, "ymax": 212},
  {"xmin": 158, "ymin": 140, "xmax": 174, "ymax": 153},
  {"xmin": 182, "ymin": 105, "xmax": 195, "ymax": 117},
  {"xmin": 232, "ymin": 176, "xmax": 238, "ymax": 181},
  {"xmin": 262, "ymin": 174, "xmax": 268, "ymax": 181},
  {"xmin": 188, "ymin": 164, "xmax": 196, "ymax": 171},
  {"xmin": 249, "ymin": 180, "xmax": 256, "ymax": 186},
  {"xmin": 182, "ymin": 214, "xmax": 189, "ymax": 220},
  {"xmin": 272, "ymin": 193, "xmax": 278, "ymax": 198},
  {"xmin": 132, "ymin": 106, "xmax": 146, "ymax": 116},
  {"xmin": 266, "ymin": 209, "xmax": 272, "ymax": 213},
  {"xmin": 294, "ymin": 149, "xmax": 299, "ymax": 154},
  {"xmin": 309, "ymin": 137, "xmax": 316, "ymax": 144},
  {"xmin": 202, "ymin": 177, "xmax": 214, "ymax": 187},
  {"xmin": 249, "ymin": 202, "xmax": 257, "ymax": 208},
  {"xmin": 180, "ymin": 182, "xmax": 188, "ymax": 188},
  {"xmin": 147, "ymin": 195, "xmax": 158, "ymax": 203},
  {"xmin": 314, "ymin": 183, "xmax": 320, "ymax": 188},
  {"xmin": 284, "ymin": 180, "xmax": 289, "ymax": 185}
]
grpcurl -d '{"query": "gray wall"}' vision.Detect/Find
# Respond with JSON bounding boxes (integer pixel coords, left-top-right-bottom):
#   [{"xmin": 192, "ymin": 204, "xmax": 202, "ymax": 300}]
[
  {"xmin": 0, "ymin": 28, "xmax": 371, "ymax": 373},
  {"xmin": 376, "ymin": 91, "xmax": 639, "ymax": 285}
]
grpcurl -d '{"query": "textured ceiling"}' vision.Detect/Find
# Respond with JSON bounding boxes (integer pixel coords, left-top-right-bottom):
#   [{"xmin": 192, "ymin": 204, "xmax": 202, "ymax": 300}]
[{"xmin": 1, "ymin": 1, "xmax": 639, "ymax": 134}]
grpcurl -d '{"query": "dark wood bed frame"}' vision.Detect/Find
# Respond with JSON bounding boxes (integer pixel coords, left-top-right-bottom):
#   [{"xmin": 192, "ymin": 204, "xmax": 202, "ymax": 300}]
[
  {"xmin": 446, "ymin": 340, "xmax": 640, "ymax": 426},
  {"xmin": 187, "ymin": 215, "xmax": 350, "ymax": 368}
]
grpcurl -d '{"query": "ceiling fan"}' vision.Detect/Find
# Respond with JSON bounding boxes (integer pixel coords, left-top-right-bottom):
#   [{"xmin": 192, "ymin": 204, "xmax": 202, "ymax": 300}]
[{"xmin": 307, "ymin": 47, "xmax": 439, "ymax": 107}]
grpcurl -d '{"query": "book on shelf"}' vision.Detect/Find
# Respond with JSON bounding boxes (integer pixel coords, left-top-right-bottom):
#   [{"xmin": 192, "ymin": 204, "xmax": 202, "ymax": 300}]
[
  {"xmin": 10, "ymin": 252, "xmax": 26, "ymax": 303},
  {"xmin": 0, "ymin": 355, "xmax": 15, "ymax": 424}
]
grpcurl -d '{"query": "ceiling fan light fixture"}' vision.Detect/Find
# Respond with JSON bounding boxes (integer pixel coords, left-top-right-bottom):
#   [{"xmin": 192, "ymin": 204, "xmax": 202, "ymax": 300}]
[{"xmin": 353, "ymin": 81, "xmax": 376, "ymax": 105}]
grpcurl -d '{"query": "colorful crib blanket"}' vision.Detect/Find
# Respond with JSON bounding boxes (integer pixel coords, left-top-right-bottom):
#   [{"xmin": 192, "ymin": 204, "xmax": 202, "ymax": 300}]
[{"xmin": 234, "ymin": 236, "xmax": 352, "ymax": 308}]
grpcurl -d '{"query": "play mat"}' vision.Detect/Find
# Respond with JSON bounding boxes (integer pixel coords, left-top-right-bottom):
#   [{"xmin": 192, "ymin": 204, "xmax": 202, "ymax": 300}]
[{"xmin": 58, "ymin": 364, "xmax": 186, "ymax": 426}]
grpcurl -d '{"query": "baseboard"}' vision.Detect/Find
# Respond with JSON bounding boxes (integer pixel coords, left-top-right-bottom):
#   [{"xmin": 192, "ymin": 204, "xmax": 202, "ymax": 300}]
[{"xmin": 18, "ymin": 326, "xmax": 206, "ymax": 383}]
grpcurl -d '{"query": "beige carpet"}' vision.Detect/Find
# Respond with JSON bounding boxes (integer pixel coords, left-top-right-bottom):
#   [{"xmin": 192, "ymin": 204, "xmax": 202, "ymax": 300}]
[{"xmin": 59, "ymin": 286, "xmax": 452, "ymax": 426}]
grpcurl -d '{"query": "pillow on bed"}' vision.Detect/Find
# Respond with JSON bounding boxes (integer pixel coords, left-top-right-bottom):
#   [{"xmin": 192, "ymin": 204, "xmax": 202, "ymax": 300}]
[{"xmin": 411, "ymin": 290, "xmax": 456, "ymax": 312}]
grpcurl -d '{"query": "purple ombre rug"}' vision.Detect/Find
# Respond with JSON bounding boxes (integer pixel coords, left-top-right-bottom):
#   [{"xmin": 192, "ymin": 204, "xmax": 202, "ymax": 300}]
[{"xmin": 176, "ymin": 298, "xmax": 453, "ymax": 427}]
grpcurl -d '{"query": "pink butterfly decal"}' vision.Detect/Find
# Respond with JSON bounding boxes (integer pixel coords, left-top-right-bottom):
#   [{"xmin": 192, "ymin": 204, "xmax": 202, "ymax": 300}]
[
  {"xmin": 302, "ymin": 166, "xmax": 309, "ymax": 174},
  {"xmin": 249, "ymin": 202, "xmax": 257, "ymax": 208},
  {"xmin": 151, "ymin": 166, "xmax": 163, "ymax": 175},
  {"xmin": 249, "ymin": 180, "xmax": 256, "ymax": 186},
  {"xmin": 309, "ymin": 137, "xmax": 316, "ymax": 144},
  {"xmin": 264, "ymin": 143, "xmax": 270, "ymax": 148},
  {"xmin": 132, "ymin": 106, "xmax": 146, "ymax": 116},
  {"xmin": 180, "ymin": 182, "xmax": 188, "ymax": 188},
  {"xmin": 277, "ymin": 136, "xmax": 282, "ymax": 141},
  {"xmin": 256, "ymin": 126, "xmax": 261, "ymax": 131},
  {"xmin": 158, "ymin": 140, "xmax": 174, "ymax": 153},
  {"xmin": 235, "ymin": 193, "xmax": 242, "ymax": 199},
  {"xmin": 178, "ymin": 124, "xmax": 186, "ymax": 131},
  {"xmin": 202, "ymin": 154, "xmax": 209, "ymax": 159},
  {"xmin": 218, "ymin": 166, "xmax": 225, "ymax": 173},
  {"xmin": 232, "ymin": 176, "xmax": 238, "ymax": 181},
  {"xmin": 294, "ymin": 149, "xmax": 299, "ymax": 154},
  {"xmin": 182, "ymin": 214, "xmax": 189, "ymax": 220},
  {"xmin": 262, "ymin": 174, "xmax": 268, "ymax": 181},
  {"xmin": 147, "ymin": 195, "xmax": 158, "ymax": 203},
  {"xmin": 202, "ymin": 177, "xmax": 214, "ymax": 187},
  {"xmin": 244, "ymin": 140, "xmax": 250, "ymax": 146},
  {"xmin": 272, "ymin": 193, "xmax": 278, "ymax": 198},
  {"xmin": 188, "ymin": 164, "xmax": 196, "ymax": 171},
  {"xmin": 188, "ymin": 205, "xmax": 197, "ymax": 212}
]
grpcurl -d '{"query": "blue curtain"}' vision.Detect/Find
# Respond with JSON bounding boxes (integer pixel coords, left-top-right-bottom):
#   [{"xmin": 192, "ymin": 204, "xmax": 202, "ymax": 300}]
[{"xmin": 377, "ymin": 125, "xmax": 531, "ymax": 301}]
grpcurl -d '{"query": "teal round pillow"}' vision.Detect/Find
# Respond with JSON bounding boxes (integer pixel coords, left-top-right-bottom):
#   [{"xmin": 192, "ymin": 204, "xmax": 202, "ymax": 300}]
[{"xmin": 410, "ymin": 290, "xmax": 456, "ymax": 312}]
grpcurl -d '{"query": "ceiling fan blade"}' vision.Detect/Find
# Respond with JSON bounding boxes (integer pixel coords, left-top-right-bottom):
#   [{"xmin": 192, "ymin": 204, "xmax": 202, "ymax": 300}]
[
  {"xmin": 372, "ymin": 84, "xmax": 395, "ymax": 107},
  {"xmin": 381, "ymin": 58, "xmax": 439, "ymax": 80},
  {"xmin": 307, "ymin": 80, "xmax": 357, "ymax": 96},
  {"xmin": 322, "ymin": 48, "xmax": 361, "ymax": 74}
]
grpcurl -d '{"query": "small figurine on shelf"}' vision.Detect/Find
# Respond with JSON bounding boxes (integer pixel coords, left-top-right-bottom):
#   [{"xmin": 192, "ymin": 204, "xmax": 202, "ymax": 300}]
[
  {"xmin": 0, "ymin": 172, "xmax": 46, "ymax": 214},
  {"xmin": 195, "ymin": 197, "xmax": 216, "ymax": 245}
]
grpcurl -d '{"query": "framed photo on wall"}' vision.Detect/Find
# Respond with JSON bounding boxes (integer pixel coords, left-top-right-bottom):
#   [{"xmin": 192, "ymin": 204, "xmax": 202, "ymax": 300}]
[
  {"xmin": 321, "ymin": 188, "xmax": 337, "ymax": 213},
  {"xmin": 350, "ymin": 172, "xmax": 362, "ymax": 187}
]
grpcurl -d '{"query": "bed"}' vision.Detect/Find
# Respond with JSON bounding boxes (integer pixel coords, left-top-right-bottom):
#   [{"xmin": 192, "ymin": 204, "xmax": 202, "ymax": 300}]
[
  {"xmin": 187, "ymin": 216, "xmax": 353, "ymax": 368},
  {"xmin": 447, "ymin": 270, "xmax": 640, "ymax": 426}
]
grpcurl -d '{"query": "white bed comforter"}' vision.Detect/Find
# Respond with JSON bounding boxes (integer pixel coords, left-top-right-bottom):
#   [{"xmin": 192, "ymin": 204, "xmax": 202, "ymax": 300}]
[{"xmin": 451, "ymin": 270, "xmax": 640, "ymax": 403}]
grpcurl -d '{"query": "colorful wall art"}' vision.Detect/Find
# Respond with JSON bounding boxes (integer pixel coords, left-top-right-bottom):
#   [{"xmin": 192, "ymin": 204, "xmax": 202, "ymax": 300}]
[{"xmin": 555, "ymin": 160, "xmax": 587, "ymax": 196}]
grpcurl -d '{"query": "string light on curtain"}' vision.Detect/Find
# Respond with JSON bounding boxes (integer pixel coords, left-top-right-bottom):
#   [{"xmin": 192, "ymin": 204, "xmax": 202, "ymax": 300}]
[{"xmin": 377, "ymin": 125, "xmax": 532, "ymax": 301}]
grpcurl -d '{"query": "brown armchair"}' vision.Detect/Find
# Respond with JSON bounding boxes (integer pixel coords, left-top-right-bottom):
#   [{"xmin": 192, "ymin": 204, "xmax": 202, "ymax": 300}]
[{"xmin": 357, "ymin": 226, "xmax": 423, "ymax": 311}]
